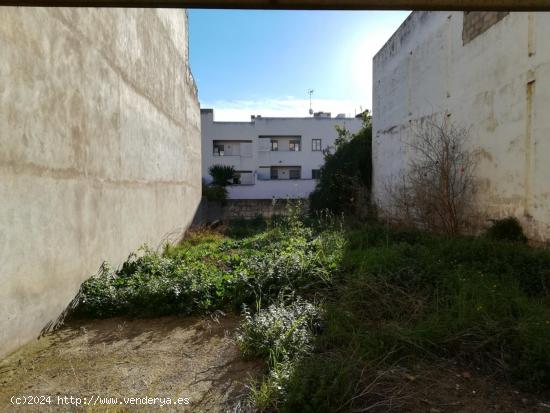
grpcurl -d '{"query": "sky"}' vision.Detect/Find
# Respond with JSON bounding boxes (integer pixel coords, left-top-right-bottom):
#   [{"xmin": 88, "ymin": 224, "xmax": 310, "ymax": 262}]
[{"xmin": 188, "ymin": 10, "xmax": 410, "ymax": 121}]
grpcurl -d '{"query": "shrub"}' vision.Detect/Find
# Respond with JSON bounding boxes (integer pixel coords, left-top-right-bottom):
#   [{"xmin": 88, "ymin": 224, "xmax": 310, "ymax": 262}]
[
  {"xmin": 208, "ymin": 164, "xmax": 237, "ymax": 187},
  {"xmin": 202, "ymin": 183, "xmax": 227, "ymax": 203},
  {"xmin": 387, "ymin": 115, "xmax": 477, "ymax": 235},
  {"xmin": 309, "ymin": 113, "xmax": 372, "ymax": 216},
  {"xmin": 237, "ymin": 298, "xmax": 321, "ymax": 362},
  {"xmin": 75, "ymin": 247, "xmax": 224, "ymax": 318},
  {"xmin": 74, "ymin": 213, "xmax": 550, "ymax": 408},
  {"xmin": 225, "ymin": 215, "xmax": 267, "ymax": 239},
  {"xmin": 237, "ymin": 298, "xmax": 322, "ymax": 410},
  {"xmin": 75, "ymin": 214, "xmax": 344, "ymax": 319},
  {"xmin": 486, "ymin": 217, "xmax": 528, "ymax": 243}
]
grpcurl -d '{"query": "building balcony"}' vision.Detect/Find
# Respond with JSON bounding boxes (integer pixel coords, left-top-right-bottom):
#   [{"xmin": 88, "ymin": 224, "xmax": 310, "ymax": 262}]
[{"xmin": 212, "ymin": 152, "xmax": 241, "ymax": 157}]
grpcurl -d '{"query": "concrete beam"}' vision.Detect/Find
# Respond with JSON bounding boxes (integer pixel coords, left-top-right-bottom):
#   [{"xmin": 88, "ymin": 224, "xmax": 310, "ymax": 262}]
[{"xmin": 1, "ymin": 0, "xmax": 550, "ymax": 10}]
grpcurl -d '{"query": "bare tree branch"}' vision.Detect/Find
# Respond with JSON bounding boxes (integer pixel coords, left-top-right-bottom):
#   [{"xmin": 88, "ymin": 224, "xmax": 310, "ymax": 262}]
[{"xmin": 387, "ymin": 114, "xmax": 477, "ymax": 235}]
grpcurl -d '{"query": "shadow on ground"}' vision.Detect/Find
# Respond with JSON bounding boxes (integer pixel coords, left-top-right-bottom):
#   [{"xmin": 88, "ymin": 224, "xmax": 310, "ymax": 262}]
[{"xmin": 0, "ymin": 314, "xmax": 262, "ymax": 412}]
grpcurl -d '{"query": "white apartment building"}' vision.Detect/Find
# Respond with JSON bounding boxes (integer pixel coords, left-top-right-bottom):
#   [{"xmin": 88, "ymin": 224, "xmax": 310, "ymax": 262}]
[{"xmin": 201, "ymin": 109, "xmax": 363, "ymax": 199}]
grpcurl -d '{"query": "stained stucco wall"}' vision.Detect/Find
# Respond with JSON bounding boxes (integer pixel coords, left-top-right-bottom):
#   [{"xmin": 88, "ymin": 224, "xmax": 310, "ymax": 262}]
[
  {"xmin": 373, "ymin": 12, "xmax": 550, "ymax": 240},
  {"xmin": 0, "ymin": 8, "xmax": 201, "ymax": 357}
]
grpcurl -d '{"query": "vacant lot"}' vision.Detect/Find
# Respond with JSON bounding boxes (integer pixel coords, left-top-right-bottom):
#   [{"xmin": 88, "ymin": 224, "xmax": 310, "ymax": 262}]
[
  {"xmin": 1, "ymin": 214, "xmax": 550, "ymax": 412},
  {"xmin": 0, "ymin": 315, "xmax": 261, "ymax": 412}
]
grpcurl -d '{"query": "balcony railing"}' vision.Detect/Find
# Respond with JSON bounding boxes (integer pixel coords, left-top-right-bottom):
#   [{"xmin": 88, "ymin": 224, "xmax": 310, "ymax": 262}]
[{"xmin": 213, "ymin": 152, "xmax": 241, "ymax": 156}]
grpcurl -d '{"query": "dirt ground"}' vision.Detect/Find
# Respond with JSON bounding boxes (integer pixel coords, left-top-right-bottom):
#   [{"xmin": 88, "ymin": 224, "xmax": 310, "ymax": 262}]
[
  {"xmin": 381, "ymin": 361, "xmax": 550, "ymax": 413},
  {"xmin": 0, "ymin": 313, "xmax": 262, "ymax": 412},
  {"xmin": 1, "ymin": 315, "xmax": 549, "ymax": 413}
]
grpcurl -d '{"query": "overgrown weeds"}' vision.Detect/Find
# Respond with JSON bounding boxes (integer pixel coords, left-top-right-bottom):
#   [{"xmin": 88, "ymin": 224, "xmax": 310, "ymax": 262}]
[
  {"xmin": 283, "ymin": 223, "xmax": 550, "ymax": 412},
  {"xmin": 486, "ymin": 216, "xmax": 528, "ymax": 243},
  {"xmin": 74, "ymin": 211, "xmax": 550, "ymax": 411},
  {"xmin": 75, "ymin": 206, "xmax": 343, "ymax": 319},
  {"xmin": 236, "ymin": 297, "xmax": 322, "ymax": 411}
]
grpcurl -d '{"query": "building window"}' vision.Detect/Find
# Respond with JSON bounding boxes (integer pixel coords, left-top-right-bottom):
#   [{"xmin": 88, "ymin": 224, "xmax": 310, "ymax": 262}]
[
  {"xmin": 271, "ymin": 140, "xmax": 278, "ymax": 151},
  {"xmin": 289, "ymin": 169, "xmax": 301, "ymax": 180},
  {"xmin": 235, "ymin": 170, "xmax": 254, "ymax": 185},
  {"xmin": 270, "ymin": 167, "xmax": 278, "ymax": 180},
  {"xmin": 289, "ymin": 140, "xmax": 301, "ymax": 152},
  {"xmin": 312, "ymin": 139, "xmax": 322, "ymax": 151},
  {"xmin": 213, "ymin": 143, "xmax": 224, "ymax": 156},
  {"xmin": 312, "ymin": 169, "xmax": 321, "ymax": 179}
]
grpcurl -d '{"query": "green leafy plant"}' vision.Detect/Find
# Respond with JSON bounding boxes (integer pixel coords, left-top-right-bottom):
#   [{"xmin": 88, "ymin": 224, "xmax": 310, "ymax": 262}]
[
  {"xmin": 208, "ymin": 164, "xmax": 237, "ymax": 187},
  {"xmin": 74, "ymin": 212, "xmax": 343, "ymax": 319},
  {"xmin": 237, "ymin": 297, "xmax": 322, "ymax": 410},
  {"xmin": 237, "ymin": 297, "xmax": 321, "ymax": 362},
  {"xmin": 73, "ymin": 210, "xmax": 550, "ymax": 411},
  {"xmin": 309, "ymin": 113, "xmax": 372, "ymax": 216},
  {"xmin": 202, "ymin": 183, "xmax": 227, "ymax": 203},
  {"xmin": 486, "ymin": 216, "xmax": 528, "ymax": 243}
]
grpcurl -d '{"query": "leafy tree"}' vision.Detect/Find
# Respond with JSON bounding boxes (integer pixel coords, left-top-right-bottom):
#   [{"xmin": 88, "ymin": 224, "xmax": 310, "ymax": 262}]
[{"xmin": 309, "ymin": 112, "xmax": 372, "ymax": 215}]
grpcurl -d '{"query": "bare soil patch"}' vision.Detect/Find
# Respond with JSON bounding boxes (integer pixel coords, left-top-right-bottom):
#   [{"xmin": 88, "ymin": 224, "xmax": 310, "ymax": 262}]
[
  {"xmin": 390, "ymin": 361, "xmax": 550, "ymax": 412},
  {"xmin": 0, "ymin": 314, "xmax": 262, "ymax": 412},
  {"xmin": 1, "ymin": 314, "xmax": 548, "ymax": 413}
]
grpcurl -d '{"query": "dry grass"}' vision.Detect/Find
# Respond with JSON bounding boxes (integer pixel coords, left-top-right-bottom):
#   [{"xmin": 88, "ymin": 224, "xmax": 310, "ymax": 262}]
[{"xmin": 0, "ymin": 314, "xmax": 262, "ymax": 412}]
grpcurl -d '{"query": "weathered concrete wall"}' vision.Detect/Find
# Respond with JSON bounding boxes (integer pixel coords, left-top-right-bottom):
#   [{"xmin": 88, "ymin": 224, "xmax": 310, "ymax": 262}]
[
  {"xmin": 192, "ymin": 198, "xmax": 308, "ymax": 225},
  {"xmin": 373, "ymin": 12, "xmax": 550, "ymax": 240},
  {"xmin": 0, "ymin": 8, "xmax": 201, "ymax": 357},
  {"xmin": 226, "ymin": 179, "xmax": 317, "ymax": 200}
]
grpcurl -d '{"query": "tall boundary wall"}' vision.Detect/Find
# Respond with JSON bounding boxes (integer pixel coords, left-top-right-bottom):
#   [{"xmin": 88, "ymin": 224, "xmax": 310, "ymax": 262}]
[
  {"xmin": 373, "ymin": 12, "xmax": 550, "ymax": 240},
  {"xmin": 0, "ymin": 8, "xmax": 201, "ymax": 357}
]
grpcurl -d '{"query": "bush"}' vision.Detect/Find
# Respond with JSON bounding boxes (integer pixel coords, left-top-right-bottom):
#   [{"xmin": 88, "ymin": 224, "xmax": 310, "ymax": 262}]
[
  {"xmin": 309, "ymin": 113, "xmax": 372, "ymax": 215},
  {"xmin": 486, "ymin": 217, "xmax": 528, "ymax": 243},
  {"xmin": 208, "ymin": 164, "xmax": 237, "ymax": 187},
  {"xmin": 224, "ymin": 215, "xmax": 267, "ymax": 239},
  {"xmin": 237, "ymin": 298, "xmax": 321, "ymax": 362},
  {"xmin": 237, "ymin": 298, "xmax": 322, "ymax": 410},
  {"xmin": 281, "ymin": 223, "xmax": 550, "ymax": 408},
  {"xmin": 202, "ymin": 184, "xmax": 227, "ymax": 203},
  {"xmin": 74, "ymin": 213, "xmax": 550, "ymax": 409},
  {"xmin": 75, "ymin": 214, "xmax": 344, "ymax": 318},
  {"xmin": 387, "ymin": 115, "xmax": 477, "ymax": 235},
  {"xmin": 75, "ymin": 247, "xmax": 225, "ymax": 318}
]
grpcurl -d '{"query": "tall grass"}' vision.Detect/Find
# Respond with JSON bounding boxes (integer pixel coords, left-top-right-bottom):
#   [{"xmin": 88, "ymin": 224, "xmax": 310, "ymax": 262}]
[
  {"xmin": 74, "ymin": 214, "xmax": 550, "ymax": 411},
  {"xmin": 282, "ymin": 223, "xmax": 550, "ymax": 412}
]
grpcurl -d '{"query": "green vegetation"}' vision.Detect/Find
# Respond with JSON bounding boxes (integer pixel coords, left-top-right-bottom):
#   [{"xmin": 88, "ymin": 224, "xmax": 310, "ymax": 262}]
[
  {"xmin": 75, "ymin": 207, "xmax": 343, "ymax": 320},
  {"xmin": 310, "ymin": 112, "xmax": 372, "ymax": 215},
  {"xmin": 202, "ymin": 165, "xmax": 240, "ymax": 203},
  {"xmin": 224, "ymin": 214, "xmax": 268, "ymax": 239},
  {"xmin": 209, "ymin": 164, "xmax": 239, "ymax": 186},
  {"xmin": 486, "ymin": 216, "xmax": 528, "ymax": 243},
  {"xmin": 309, "ymin": 112, "xmax": 372, "ymax": 216},
  {"xmin": 75, "ymin": 211, "xmax": 550, "ymax": 410},
  {"xmin": 237, "ymin": 297, "xmax": 321, "ymax": 411},
  {"xmin": 283, "ymin": 224, "xmax": 550, "ymax": 411},
  {"xmin": 202, "ymin": 183, "xmax": 227, "ymax": 203}
]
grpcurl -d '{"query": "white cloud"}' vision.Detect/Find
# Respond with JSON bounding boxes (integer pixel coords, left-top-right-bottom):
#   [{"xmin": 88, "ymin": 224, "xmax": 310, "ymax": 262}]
[{"xmin": 202, "ymin": 97, "xmax": 366, "ymax": 122}]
